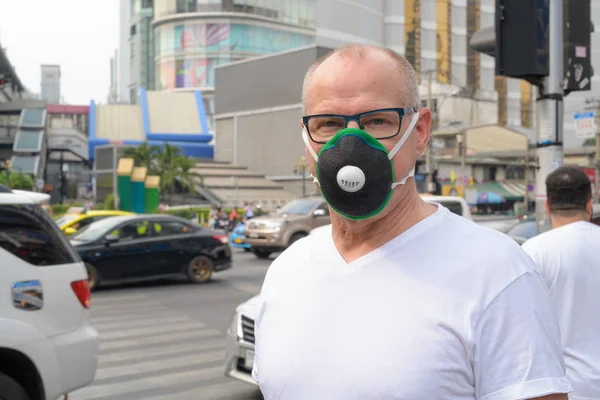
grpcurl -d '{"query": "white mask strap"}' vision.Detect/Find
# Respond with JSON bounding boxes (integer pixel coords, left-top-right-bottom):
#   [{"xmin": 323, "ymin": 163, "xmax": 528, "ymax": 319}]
[
  {"xmin": 388, "ymin": 112, "xmax": 420, "ymax": 160},
  {"xmin": 302, "ymin": 127, "xmax": 319, "ymax": 162},
  {"xmin": 391, "ymin": 166, "xmax": 415, "ymax": 189}
]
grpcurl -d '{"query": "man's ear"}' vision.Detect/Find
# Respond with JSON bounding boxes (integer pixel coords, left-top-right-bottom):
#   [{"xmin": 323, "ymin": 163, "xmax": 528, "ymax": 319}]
[
  {"xmin": 415, "ymin": 109, "xmax": 432, "ymax": 155},
  {"xmin": 545, "ymin": 199, "xmax": 551, "ymax": 216}
]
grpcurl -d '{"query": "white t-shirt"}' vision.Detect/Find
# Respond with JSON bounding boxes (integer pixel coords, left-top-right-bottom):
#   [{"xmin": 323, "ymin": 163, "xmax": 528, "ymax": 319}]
[
  {"xmin": 252, "ymin": 205, "xmax": 571, "ymax": 400},
  {"xmin": 522, "ymin": 221, "xmax": 600, "ymax": 400}
]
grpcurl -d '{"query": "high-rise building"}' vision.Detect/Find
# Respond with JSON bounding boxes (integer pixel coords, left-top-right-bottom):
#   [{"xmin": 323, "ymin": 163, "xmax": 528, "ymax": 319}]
[
  {"xmin": 108, "ymin": 50, "xmax": 119, "ymax": 104},
  {"xmin": 40, "ymin": 64, "xmax": 61, "ymax": 104},
  {"xmin": 128, "ymin": 0, "xmax": 155, "ymax": 104},
  {"xmin": 118, "ymin": 0, "xmax": 131, "ymax": 103},
  {"xmin": 121, "ymin": 0, "xmax": 600, "ymax": 146}
]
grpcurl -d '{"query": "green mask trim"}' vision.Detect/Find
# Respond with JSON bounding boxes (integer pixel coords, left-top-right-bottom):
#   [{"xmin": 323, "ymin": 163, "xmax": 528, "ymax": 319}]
[{"xmin": 315, "ymin": 127, "xmax": 395, "ymax": 221}]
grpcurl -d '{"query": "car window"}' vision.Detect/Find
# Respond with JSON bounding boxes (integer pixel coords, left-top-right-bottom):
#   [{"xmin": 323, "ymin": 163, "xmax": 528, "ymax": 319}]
[
  {"xmin": 77, "ymin": 216, "xmax": 103, "ymax": 229},
  {"xmin": 111, "ymin": 220, "xmax": 151, "ymax": 242},
  {"xmin": 55, "ymin": 213, "xmax": 79, "ymax": 226},
  {"xmin": 436, "ymin": 201, "xmax": 463, "ymax": 217},
  {"xmin": 152, "ymin": 220, "xmax": 195, "ymax": 236},
  {"xmin": 315, "ymin": 203, "xmax": 330, "ymax": 216},
  {"xmin": 276, "ymin": 199, "xmax": 321, "ymax": 215},
  {"xmin": 506, "ymin": 220, "xmax": 537, "ymax": 239},
  {"xmin": 0, "ymin": 204, "xmax": 80, "ymax": 266}
]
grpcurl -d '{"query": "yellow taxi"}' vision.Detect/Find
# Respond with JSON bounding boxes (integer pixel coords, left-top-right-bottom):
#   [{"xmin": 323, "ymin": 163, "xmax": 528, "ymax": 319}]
[{"xmin": 56, "ymin": 210, "xmax": 135, "ymax": 236}]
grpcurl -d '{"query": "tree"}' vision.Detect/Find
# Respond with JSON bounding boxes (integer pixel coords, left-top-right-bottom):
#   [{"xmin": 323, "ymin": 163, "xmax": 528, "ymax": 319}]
[
  {"xmin": 122, "ymin": 142, "xmax": 204, "ymax": 201},
  {"xmin": 8, "ymin": 173, "xmax": 34, "ymax": 190},
  {"xmin": 123, "ymin": 142, "xmax": 161, "ymax": 169},
  {"xmin": 583, "ymin": 138, "xmax": 596, "ymax": 147}
]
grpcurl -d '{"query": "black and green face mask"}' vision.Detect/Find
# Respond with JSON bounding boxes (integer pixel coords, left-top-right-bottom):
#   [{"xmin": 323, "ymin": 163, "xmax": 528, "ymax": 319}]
[{"xmin": 302, "ymin": 113, "xmax": 419, "ymax": 220}]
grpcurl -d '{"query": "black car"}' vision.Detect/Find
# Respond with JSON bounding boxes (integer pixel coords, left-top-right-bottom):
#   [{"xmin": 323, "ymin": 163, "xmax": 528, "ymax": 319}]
[{"xmin": 69, "ymin": 214, "xmax": 232, "ymax": 290}]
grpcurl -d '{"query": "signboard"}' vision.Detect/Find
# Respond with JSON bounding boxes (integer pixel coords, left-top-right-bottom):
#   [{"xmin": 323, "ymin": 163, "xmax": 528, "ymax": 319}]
[
  {"xmin": 574, "ymin": 111, "xmax": 596, "ymax": 139},
  {"xmin": 36, "ymin": 179, "xmax": 44, "ymax": 190}
]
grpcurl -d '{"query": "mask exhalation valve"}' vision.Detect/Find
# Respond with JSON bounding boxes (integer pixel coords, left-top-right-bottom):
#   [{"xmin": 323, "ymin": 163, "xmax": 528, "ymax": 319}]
[{"xmin": 336, "ymin": 165, "xmax": 366, "ymax": 193}]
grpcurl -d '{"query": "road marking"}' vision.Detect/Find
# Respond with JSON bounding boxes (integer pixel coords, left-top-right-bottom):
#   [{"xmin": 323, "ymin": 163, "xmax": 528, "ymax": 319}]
[
  {"xmin": 99, "ymin": 321, "xmax": 206, "ymax": 340},
  {"xmin": 91, "ymin": 293, "xmax": 148, "ymax": 305},
  {"xmin": 93, "ymin": 315, "xmax": 192, "ymax": 332},
  {"xmin": 144, "ymin": 380, "xmax": 256, "ymax": 400},
  {"xmin": 232, "ymin": 283, "xmax": 262, "ymax": 295},
  {"xmin": 69, "ymin": 366, "xmax": 224, "ymax": 400},
  {"xmin": 100, "ymin": 328, "xmax": 222, "ymax": 351},
  {"xmin": 92, "ymin": 305, "xmax": 172, "ymax": 318},
  {"xmin": 99, "ymin": 339, "xmax": 224, "ymax": 364},
  {"xmin": 95, "ymin": 350, "xmax": 225, "ymax": 380}
]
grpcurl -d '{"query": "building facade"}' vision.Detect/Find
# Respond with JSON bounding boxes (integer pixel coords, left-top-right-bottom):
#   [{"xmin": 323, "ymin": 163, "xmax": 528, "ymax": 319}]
[
  {"xmin": 118, "ymin": 0, "xmax": 131, "ymax": 104},
  {"xmin": 40, "ymin": 65, "xmax": 61, "ymax": 105},
  {"xmin": 151, "ymin": 0, "xmax": 316, "ymax": 130}
]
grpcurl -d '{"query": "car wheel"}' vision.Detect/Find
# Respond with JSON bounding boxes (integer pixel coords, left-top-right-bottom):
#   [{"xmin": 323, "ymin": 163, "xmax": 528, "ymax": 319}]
[
  {"xmin": 85, "ymin": 262, "xmax": 99, "ymax": 291},
  {"xmin": 253, "ymin": 249, "xmax": 272, "ymax": 259},
  {"xmin": 187, "ymin": 256, "xmax": 213, "ymax": 283},
  {"xmin": 0, "ymin": 372, "xmax": 29, "ymax": 400},
  {"xmin": 288, "ymin": 232, "xmax": 307, "ymax": 247}
]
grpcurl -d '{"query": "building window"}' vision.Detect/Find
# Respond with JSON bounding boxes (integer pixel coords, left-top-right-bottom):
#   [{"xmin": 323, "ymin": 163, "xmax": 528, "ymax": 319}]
[{"xmin": 484, "ymin": 166, "xmax": 497, "ymax": 181}]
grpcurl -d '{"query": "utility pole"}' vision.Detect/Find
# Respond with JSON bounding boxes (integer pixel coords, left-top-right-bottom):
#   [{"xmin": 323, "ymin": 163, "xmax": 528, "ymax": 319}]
[
  {"xmin": 523, "ymin": 146, "xmax": 530, "ymax": 212},
  {"xmin": 294, "ymin": 156, "xmax": 309, "ymax": 197},
  {"xmin": 424, "ymin": 69, "xmax": 434, "ymax": 193},
  {"xmin": 534, "ymin": 0, "xmax": 564, "ymax": 234},
  {"xmin": 595, "ymin": 102, "xmax": 600, "ymax": 202}
]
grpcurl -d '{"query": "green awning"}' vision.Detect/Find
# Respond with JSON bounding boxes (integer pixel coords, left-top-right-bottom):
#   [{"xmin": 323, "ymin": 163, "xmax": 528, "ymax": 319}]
[{"xmin": 471, "ymin": 181, "xmax": 526, "ymax": 202}]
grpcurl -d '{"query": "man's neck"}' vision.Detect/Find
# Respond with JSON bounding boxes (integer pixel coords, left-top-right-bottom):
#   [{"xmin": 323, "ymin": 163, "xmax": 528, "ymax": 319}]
[
  {"xmin": 331, "ymin": 190, "xmax": 437, "ymax": 263},
  {"xmin": 551, "ymin": 215, "xmax": 589, "ymax": 229}
]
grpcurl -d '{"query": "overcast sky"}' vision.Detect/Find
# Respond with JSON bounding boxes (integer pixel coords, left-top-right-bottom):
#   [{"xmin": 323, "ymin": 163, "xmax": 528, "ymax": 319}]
[{"xmin": 0, "ymin": 0, "xmax": 119, "ymax": 105}]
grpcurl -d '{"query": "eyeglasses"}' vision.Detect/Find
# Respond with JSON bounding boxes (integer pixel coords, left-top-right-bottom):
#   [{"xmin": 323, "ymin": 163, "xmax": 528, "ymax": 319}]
[{"xmin": 302, "ymin": 107, "xmax": 418, "ymax": 144}]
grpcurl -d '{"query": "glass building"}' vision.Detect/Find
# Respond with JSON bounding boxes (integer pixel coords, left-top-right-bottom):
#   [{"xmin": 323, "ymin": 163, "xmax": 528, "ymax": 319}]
[{"xmin": 151, "ymin": 0, "xmax": 316, "ymax": 128}]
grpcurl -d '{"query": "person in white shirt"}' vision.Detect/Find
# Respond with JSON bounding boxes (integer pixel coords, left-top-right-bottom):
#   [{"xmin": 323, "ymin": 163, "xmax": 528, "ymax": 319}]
[
  {"xmin": 251, "ymin": 44, "xmax": 571, "ymax": 400},
  {"xmin": 522, "ymin": 166, "xmax": 600, "ymax": 400}
]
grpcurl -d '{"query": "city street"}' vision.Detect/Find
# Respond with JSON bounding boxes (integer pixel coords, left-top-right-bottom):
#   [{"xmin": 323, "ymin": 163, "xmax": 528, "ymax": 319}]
[{"xmin": 69, "ymin": 249, "xmax": 271, "ymax": 400}]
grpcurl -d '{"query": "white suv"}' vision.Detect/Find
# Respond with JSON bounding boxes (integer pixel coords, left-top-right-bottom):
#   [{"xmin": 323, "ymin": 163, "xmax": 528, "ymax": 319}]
[{"xmin": 0, "ymin": 185, "xmax": 98, "ymax": 400}]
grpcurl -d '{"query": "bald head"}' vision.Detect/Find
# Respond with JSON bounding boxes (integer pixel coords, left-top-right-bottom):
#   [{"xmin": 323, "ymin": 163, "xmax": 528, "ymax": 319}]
[{"xmin": 301, "ymin": 44, "xmax": 420, "ymax": 114}]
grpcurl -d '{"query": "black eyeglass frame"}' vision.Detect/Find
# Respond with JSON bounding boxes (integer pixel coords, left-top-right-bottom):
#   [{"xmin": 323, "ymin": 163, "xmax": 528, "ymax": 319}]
[{"xmin": 302, "ymin": 107, "xmax": 419, "ymax": 144}]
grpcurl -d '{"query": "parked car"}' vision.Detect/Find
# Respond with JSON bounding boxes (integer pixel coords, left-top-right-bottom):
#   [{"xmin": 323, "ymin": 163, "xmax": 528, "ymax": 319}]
[
  {"xmin": 243, "ymin": 197, "xmax": 332, "ymax": 259},
  {"xmin": 55, "ymin": 209, "xmax": 135, "ymax": 236},
  {"xmin": 309, "ymin": 195, "xmax": 473, "ymax": 236},
  {"xmin": 69, "ymin": 214, "xmax": 232, "ymax": 290},
  {"xmin": 506, "ymin": 204, "xmax": 600, "ymax": 245},
  {"xmin": 224, "ymin": 295, "xmax": 261, "ymax": 386},
  {"xmin": 230, "ymin": 222, "xmax": 252, "ymax": 252},
  {"xmin": 0, "ymin": 184, "xmax": 98, "ymax": 400}
]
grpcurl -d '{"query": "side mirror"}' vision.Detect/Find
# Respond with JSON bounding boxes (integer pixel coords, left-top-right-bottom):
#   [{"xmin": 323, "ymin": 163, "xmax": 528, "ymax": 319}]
[
  {"xmin": 313, "ymin": 209, "xmax": 326, "ymax": 217},
  {"xmin": 104, "ymin": 234, "xmax": 120, "ymax": 245},
  {"xmin": 64, "ymin": 227, "xmax": 77, "ymax": 236}
]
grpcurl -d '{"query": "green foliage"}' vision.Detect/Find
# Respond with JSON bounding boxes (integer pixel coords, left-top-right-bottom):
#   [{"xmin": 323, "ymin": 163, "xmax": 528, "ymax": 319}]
[
  {"xmin": 52, "ymin": 204, "xmax": 70, "ymax": 215},
  {"xmin": 104, "ymin": 193, "xmax": 116, "ymax": 210},
  {"xmin": 8, "ymin": 173, "xmax": 34, "ymax": 190},
  {"xmin": 121, "ymin": 142, "xmax": 204, "ymax": 198},
  {"xmin": 583, "ymin": 138, "xmax": 596, "ymax": 147},
  {"xmin": 0, "ymin": 171, "xmax": 8, "ymax": 186}
]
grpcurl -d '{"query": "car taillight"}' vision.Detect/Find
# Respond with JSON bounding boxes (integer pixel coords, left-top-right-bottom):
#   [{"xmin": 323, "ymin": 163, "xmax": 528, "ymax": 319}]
[
  {"xmin": 213, "ymin": 234, "xmax": 228, "ymax": 244},
  {"xmin": 71, "ymin": 280, "xmax": 90, "ymax": 309}
]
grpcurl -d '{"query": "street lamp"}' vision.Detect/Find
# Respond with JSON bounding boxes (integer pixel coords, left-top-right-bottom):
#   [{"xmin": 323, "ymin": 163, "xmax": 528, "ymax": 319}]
[{"xmin": 293, "ymin": 156, "xmax": 310, "ymax": 197}]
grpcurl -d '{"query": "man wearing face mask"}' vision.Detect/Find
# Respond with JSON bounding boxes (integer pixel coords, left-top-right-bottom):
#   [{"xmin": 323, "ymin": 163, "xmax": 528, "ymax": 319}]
[
  {"xmin": 251, "ymin": 44, "xmax": 570, "ymax": 400},
  {"xmin": 522, "ymin": 166, "xmax": 600, "ymax": 400}
]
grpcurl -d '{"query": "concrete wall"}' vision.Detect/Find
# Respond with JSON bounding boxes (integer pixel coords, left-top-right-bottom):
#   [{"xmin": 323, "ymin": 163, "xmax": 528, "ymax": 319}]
[
  {"xmin": 214, "ymin": 46, "xmax": 332, "ymax": 115},
  {"xmin": 215, "ymin": 106, "xmax": 304, "ymax": 177}
]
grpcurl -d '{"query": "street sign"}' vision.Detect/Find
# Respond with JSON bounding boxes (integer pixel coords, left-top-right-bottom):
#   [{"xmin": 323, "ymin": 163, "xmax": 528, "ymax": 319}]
[
  {"xmin": 36, "ymin": 179, "xmax": 44, "ymax": 190},
  {"xmin": 574, "ymin": 111, "xmax": 596, "ymax": 139}
]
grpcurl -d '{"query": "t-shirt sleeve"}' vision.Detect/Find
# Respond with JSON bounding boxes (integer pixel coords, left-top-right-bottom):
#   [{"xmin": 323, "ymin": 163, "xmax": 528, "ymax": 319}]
[
  {"xmin": 473, "ymin": 271, "xmax": 572, "ymax": 400},
  {"xmin": 522, "ymin": 239, "xmax": 555, "ymax": 291}
]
